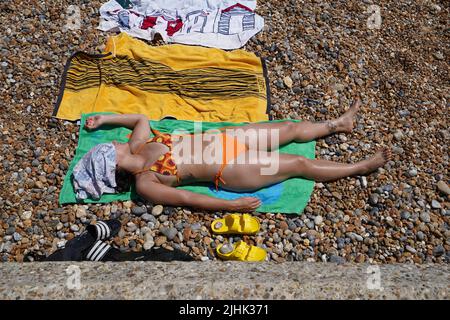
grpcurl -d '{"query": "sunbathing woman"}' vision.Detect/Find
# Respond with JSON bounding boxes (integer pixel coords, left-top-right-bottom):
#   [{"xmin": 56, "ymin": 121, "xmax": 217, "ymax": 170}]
[{"xmin": 75, "ymin": 98, "xmax": 391, "ymax": 212}]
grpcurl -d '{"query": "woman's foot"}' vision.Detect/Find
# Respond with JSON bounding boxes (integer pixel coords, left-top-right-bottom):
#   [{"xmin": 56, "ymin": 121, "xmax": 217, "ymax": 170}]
[
  {"xmin": 335, "ymin": 97, "xmax": 362, "ymax": 133},
  {"xmin": 359, "ymin": 148, "xmax": 392, "ymax": 174}
]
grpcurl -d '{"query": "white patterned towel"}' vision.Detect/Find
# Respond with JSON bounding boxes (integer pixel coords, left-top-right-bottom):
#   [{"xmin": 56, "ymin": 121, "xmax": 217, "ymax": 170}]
[{"xmin": 98, "ymin": 0, "xmax": 264, "ymax": 49}]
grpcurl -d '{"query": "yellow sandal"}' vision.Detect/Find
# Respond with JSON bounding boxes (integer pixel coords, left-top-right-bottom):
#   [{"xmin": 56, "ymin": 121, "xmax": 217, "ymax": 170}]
[
  {"xmin": 216, "ymin": 241, "xmax": 267, "ymax": 262},
  {"xmin": 211, "ymin": 213, "xmax": 260, "ymax": 235}
]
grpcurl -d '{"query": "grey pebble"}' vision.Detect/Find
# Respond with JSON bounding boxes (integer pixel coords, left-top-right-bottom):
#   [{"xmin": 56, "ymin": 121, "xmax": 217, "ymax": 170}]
[
  {"xmin": 405, "ymin": 245, "xmax": 417, "ymax": 254},
  {"xmin": 392, "ymin": 146, "xmax": 404, "ymax": 154},
  {"xmin": 294, "ymin": 219, "xmax": 304, "ymax": 227},
  {"xmin": 400, "ymin": 211, "xmax": 411, "ymax": 220},
  {"xmin": 13, "ymin": 232, "xmax": 22, "ymax": 242},
  {"xmin": 408, "ymin": 168, "xmax": 418, "ymax": 177},
  {"xmin": 337, "ymin": 238, "xmax": 345, "ymax": 249},
  {"xmin": 187, "ymin": 241, "xmax": 195, "ymax": 248},
  {"xmin": 419, "ymin": 212, "xmax": 431, "ymax": 223},
  {"xmin": 141, "ymin": 213, "xmax": 156, "ymax": 223},
  {"xmin": 131, "ymin": 206, "xmax": 147, "ymax": 216},
  {"xmin": 273, "ymin": 233, "xmax": 280, "ymax": 243},
  {"xmin": 393, "ymin": 130, "xmax": 404, "ymax": 141},
  {"xmin": 34, "ymin": 148, "xmax": 42, "ymax": 157},
  {"xmin": 191, "ymin": 223, "xmax": 202, "ymax": 231},
  {"xmin": 398, "ymin": 110, "xmax": 410, "ymax": 117},
  {"xmin": 174, "ymin": 221, "xmax": 184, "ymax": 230},
  {"xmin": 275, "ymin": 79, "xmax": 284, "ymax": 89},
  {"xmin": 292, "ymin": 233, "xmax": 302, "ymax": 243},
  {"xmin": 431, "ymin": 200, "xmax": 441, "ymax": 209},
  {"xmin": 329, "ymin": 255, "xmax": 345, "ymax": 264},
  {"xmin": 433, "ymin": 245, "xmax": 445, "ymax": 257},
  {"xmin": 287, "ymin": 220, "xmax": 297, "ymax": 231},
  {"xmin": 417, "ymin": 231, "xmax": 425, "ymax": 241},
  {"xmin": 6, "ymin": 227, "xmax": 15, "ymax": 235},
  {"xmin": 160, "ymin": 227, "xmax": 177, "ymax": 240},
  {"xmin": 369, "ymin": 194, "xmax": 379, "ymax": 206}
]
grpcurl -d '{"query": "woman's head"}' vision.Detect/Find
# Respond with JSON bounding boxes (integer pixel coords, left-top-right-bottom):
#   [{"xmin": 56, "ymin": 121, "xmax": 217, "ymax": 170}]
[
  {"xmin": 72, "ymin": 141, "xmax": 136, "ymax": 200},
  {"xmin": 72, "ymin": 142, "xmax": 118, "ymax": 200}
]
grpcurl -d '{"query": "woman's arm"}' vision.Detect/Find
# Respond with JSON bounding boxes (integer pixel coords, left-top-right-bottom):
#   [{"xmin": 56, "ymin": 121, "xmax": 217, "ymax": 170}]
[
  {"xmin": 85, "ymin": 114, "xmax": 150, "ymax": 153},
  {"xmin": 137, "ymin": 181, "xmax": 261, "ymax": 212}
]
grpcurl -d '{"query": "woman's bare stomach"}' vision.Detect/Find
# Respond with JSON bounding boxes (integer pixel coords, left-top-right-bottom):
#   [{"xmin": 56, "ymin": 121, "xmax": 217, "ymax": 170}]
[
  {"xmin": 136, "ymin": 136, "xmax": 223, "ymax": 186},
  {"xmin": 137, "ymin": 132, "xmax": 273, "ymax": 186}
]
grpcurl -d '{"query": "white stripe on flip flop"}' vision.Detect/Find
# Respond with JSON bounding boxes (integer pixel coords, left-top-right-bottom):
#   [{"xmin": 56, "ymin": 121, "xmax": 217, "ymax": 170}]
[
  {"xmin": 86, "ymin": 241, "xmax": 103, "ymax": 260},
  {"xmin": 100, "ymin": 222, "xmax": 108, "ymax": 239},
  {"xmin": 95, "ymin": 223, "xmax": 103, "ymax": 240},
  {"xmin": 92, "ymin": 243, "xmax": 111, "ymax": 261},
  {"xmin": 96, "ymin": 222, "xmax": 107, "ymax": 240},
  {"xmin": 88, "ymin": 242, "xmax": 110, "ymax": 261},
  {"xmin": 97, "ymin": 221, "xmax": 110, "ymax": 239},
  {"xmin": 87, "ymin": 241, "xmax": 110, "ymax": 261},
  {"xmin": 94, "ymin": 224, "xmax": 101, "ymax": 240}
]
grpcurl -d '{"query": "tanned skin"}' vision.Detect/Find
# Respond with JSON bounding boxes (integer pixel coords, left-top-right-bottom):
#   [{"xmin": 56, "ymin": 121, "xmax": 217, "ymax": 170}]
[{"xmin": 85, "ymin": 98, "xmax": 391, "ymax": 212}]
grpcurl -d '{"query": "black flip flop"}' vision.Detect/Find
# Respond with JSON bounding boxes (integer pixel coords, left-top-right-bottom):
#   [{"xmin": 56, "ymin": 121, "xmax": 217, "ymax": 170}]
[
  {"xmin": 44, "ymin": 219, "xmax": 121, "ymax": 261},
  {"xmin": 86, "ymin": 220, "xmax": 121, "ymax": 241},
  {"xmin": 135, "ymin": 247, "xmax": 194, "ymax": 262},
  {"xmin": 83, "ymin": 244, "xmax": 194, "ymax": 262},
  {"xmin": 45, "ymin": 231, "xmax": 95, "ymax": 261}
]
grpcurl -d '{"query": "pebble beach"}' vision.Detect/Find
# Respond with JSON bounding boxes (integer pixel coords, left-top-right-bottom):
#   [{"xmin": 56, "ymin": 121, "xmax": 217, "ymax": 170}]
[{"xmin": 0, "ymin": 0, "xmax": 448, "ymax": 263}]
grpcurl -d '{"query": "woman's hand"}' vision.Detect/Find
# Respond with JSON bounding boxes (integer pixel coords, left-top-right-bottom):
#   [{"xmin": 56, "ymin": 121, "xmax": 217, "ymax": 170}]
[
  {"xmin": 85, "ymin": 115, "xmax": 104, "ymax": 130},
  {"xmin": 229, "ymin": 197, "xmax": 261, "ymax": 212}
]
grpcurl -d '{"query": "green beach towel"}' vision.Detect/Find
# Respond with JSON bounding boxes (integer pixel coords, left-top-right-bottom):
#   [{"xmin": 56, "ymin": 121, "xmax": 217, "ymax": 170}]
[{"xmin": 59, "ymin": 113, "xmax": 316, "ymax": 214}]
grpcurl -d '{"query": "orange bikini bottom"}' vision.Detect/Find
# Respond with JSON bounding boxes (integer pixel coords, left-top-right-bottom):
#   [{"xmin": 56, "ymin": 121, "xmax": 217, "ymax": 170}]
[
  {"xmin": 172, "ymin": 131, "xmax": 249, "ymax": 190},
  {"xmin": 214, "ymin": 133, "xmax": 249, "ymax": 191}
]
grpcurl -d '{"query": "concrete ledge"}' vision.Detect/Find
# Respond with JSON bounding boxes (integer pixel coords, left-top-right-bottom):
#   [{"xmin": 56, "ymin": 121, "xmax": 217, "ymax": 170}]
[{"xmin": 0, "ymin": 262, "xmax": 448, "ymax": 299}]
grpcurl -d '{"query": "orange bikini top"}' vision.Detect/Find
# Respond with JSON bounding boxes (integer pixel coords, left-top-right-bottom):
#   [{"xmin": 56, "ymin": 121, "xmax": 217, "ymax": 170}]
[{"xmin": 132, "ymin": 129, "xmax": 179, "ymax": 181}]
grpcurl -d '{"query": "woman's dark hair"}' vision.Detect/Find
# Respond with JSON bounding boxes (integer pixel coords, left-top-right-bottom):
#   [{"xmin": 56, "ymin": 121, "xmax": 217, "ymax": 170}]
[{"xmin": 115, "ymin": 168, "xmax": 134, "ymax": 193}]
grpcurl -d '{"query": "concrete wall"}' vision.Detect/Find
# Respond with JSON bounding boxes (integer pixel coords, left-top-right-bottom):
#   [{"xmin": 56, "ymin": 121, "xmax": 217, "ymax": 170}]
[{"xmin": 0, "ymin": 262, "xmax": 448, "ymax": 299}]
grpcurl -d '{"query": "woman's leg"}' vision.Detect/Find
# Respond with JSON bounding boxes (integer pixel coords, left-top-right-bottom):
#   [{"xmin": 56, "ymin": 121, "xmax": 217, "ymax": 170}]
[
  {"xmin": 218, "ymin": 147, "xmax": 391, "ymax": 192},
  {"xmin": 224, "ymin": 97, "xmax": 361, "ymax": 150}
]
